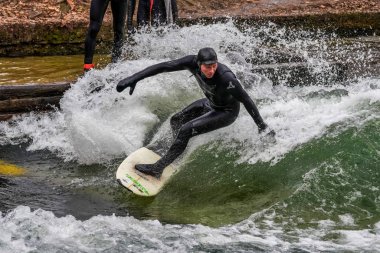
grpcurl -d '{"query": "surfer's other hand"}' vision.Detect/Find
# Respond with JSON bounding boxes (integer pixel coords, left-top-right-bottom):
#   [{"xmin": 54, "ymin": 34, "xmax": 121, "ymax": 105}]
[
  {"xmin": 266, "ymin": 129, "xmax": 276, "ymax": 137},
  {"xmin": 258, "ymin": 124, "xmax": 276, "ymax": 137},
  {"xmin": 116, "ymin": 77, "xmax": 137, "ymax": 95},
  {"xmin": 260, "ymin": 128, "xmax": 276, "ymax": 138},
  {"xmin": 258, "ymin": 123, "xmax": 268, "ymax": 134}
]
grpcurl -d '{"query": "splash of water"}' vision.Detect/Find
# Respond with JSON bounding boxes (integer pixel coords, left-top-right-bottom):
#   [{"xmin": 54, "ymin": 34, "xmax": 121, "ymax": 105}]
[
  {"xmin": 0, "ymin": 21, "xmax": 379, "ymax": 165},
  {"xmin": 1, "ymin": 206, "xmax": 379, "ymax": 252}
]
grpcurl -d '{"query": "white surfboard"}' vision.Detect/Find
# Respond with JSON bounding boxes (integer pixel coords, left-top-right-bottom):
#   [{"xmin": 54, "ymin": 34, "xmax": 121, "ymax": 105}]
[{"xmin": 116, "ymin": 147, "xmax": 177, "ymax": 196}]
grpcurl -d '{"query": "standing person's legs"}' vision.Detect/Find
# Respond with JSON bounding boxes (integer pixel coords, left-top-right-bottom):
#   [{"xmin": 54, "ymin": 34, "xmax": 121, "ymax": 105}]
[
  {"xmin": 136, "ymin": 102, "xmax": 240, "ymax": 178},
  {"xmin": 137, "ymin": 0, "xmax": 150, "ymax": 27},
  {"xmin": 84, "ymin": 0, "xmax": 110, "ymax": 67},
  {"xmin": 110, "ymin": 0, "xmax": 128, "ymax": 62},
  {"xmin": 171, "ymin": 0, "xmax": 178, "ymax": 22},
  {"xmin": 126, "ymin": 0, "xmax": 136, "ymax": 32},
  {"xmin": 152, "ymin": 0, "xmax": 166, "ymax": 26}
]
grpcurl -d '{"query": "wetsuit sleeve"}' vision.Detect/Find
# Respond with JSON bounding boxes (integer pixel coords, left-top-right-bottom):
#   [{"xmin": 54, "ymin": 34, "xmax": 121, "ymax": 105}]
[
  {"xmin": 116, "ymin": 55, "xmax": 196, "ymax": 93},
  {"xmin": 128, "ymin": 55, "xmax": 196, "ymax": 83},
  {"xmin": 225, "ymin": 74, "xmax": 268, "ymax": 130}
]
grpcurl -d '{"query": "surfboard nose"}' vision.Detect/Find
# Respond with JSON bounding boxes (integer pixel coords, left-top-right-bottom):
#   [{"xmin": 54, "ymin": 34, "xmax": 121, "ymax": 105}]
[{"xmin": 0, "ymin": 160, "xmax": 26, "ymax": 176}]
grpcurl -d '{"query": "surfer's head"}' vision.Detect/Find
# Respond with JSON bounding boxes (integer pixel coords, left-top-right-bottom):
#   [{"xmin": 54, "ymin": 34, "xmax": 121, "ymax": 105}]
[{"xmin": 197, "ymin": 47, "xmax": 218, "ymax": 79}]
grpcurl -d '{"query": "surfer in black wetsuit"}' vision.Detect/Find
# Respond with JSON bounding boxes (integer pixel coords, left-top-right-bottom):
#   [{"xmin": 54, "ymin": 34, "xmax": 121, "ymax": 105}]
[
  {"xmin": 84, "ymin": 0, "xmax": 133, "ymax": 71},
  {"xmin": 116, "ymin": 47, "xmax": 275, "ymax": 178}
]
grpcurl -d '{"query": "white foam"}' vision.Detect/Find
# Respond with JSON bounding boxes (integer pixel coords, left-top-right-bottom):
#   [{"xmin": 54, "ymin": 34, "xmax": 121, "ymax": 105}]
[
  {"xmin": 339, "ymin": 214, "xmax": 356, "ymax": 226},
  {"xmin": 1, "ymin": 206, "xmax": 378, "ymax": 252}
]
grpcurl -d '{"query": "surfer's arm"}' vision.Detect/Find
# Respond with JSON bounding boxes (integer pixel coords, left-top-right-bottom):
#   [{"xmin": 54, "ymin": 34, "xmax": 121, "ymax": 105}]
[
  {"xmin": 226, "ymin": 76, "xmax": 268, "ymax": 132},
  {"xmin": 116, "ymin": 55, "xmax": 196, "ymax": 94}
]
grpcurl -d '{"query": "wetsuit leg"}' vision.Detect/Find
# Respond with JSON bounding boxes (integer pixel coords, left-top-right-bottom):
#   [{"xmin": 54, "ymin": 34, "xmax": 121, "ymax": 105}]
[
  {"xmin": 110, "ymin": 0, "xmax": 128, "ymax": 62},
  {"xmin": 137, "ymin": 0, "xmax": 150, "ymax": 27},
  {"xmin": 84, "ymin": 0, "xmax": 110, "ymax": 64},
  {"xmin": 152, "ymin": 0, "xmax": 167, "ymax": 26},
  {"xmin": 171, "ymin": 0, "xmax": 178, "ymax": 22},
  {"xmin": 170, "ymin": 98, "xmax": 211, "ymax": 138},
  {"xmin": 136, "ymin": 101, "xmax": 240, "ymax": 178},
  {"xmin": 127, "ymin": 0, "xmax": 136, "ymax": 32}
]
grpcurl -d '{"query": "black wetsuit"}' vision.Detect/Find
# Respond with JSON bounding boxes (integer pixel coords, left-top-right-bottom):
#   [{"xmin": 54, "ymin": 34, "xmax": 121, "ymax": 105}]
[
  {"xmin": 117, "ymin": 55, "xmax": 269, "ymax": 177},
  {"xmin": 136, "ymin": 0, "xmax": 178, "ymax": 27},
  {"xmin": 84, "ymin": 0, "xmax": 130, "ymax": 64}
]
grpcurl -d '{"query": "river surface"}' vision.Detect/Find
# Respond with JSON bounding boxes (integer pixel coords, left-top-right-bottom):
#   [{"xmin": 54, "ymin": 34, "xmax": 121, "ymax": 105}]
[
  {"xmin": 0, "ymin": 21, "xmax": 380, "ymax": 252},
  {"xmin": 0, "ymin": 55, "xmax": 110, "ymax": 85}
]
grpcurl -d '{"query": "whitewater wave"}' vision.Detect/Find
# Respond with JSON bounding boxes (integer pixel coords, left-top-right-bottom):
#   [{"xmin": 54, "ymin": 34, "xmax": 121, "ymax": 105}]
[{"xmin": 1, "ymin": 206, "xmax": 379, "ymax": 253}]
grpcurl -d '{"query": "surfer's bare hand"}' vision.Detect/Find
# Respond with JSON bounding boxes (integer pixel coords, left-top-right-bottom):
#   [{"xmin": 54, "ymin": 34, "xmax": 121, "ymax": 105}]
[{"xmin": 116, "ymin": 77, "xmax": 137, "ymax": 95}]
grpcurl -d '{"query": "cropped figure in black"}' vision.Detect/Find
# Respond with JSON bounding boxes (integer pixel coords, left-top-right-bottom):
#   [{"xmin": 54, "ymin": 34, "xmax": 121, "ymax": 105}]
[
  {"xmin": 116, "ymin": 48, "xmax": 275, "ymax": 178},
  {"xmin": 135, "ymin": 0, "xmax": 178, "ymax": 27},
  {"xmin": 84, "ymin": 0, "xmax": 133, "ymax": 71}
]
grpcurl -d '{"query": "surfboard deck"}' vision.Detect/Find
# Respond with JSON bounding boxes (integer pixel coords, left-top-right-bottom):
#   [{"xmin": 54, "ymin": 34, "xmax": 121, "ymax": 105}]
[{"xmin": 116, "ymin": 147, "xmax": 177, "ymax": 196}]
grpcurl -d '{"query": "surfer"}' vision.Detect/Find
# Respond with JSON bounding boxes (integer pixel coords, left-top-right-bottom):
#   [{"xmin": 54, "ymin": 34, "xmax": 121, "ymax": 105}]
[
  {"xmin": 116, "ymin": 47, "xmax": 275, "ymax": 178},
  {"xmin": 84, "ymin": 0, "xmax": 134, "ymax": 72}
]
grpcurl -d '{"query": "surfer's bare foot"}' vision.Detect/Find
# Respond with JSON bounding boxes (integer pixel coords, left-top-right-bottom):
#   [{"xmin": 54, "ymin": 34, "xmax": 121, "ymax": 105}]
[{"xmin": 135, "ymin": 164, "xmax": 162, "ymax": 179}]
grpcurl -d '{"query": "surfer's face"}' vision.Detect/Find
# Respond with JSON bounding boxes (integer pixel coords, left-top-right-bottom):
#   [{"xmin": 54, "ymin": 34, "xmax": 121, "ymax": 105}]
[{"xmin": 200, "ymin": 63, "xmax": 218, "ymax": 78}]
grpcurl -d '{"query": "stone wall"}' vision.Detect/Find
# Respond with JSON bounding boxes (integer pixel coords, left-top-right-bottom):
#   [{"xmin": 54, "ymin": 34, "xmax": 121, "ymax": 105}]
[
  {"xmin": 2, "ymin": 13, "xmax": 380, "ymax": 57},
  {"xmin": 0, "ymin": 21, "xmax": 113, "ymax": 56}
]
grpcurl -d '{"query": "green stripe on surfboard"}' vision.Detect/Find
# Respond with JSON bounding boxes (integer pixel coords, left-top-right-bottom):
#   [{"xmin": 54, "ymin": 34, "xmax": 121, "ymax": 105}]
[{"xmin": 126, "ymin": 174, "xmax": 150, "ymax": 195}]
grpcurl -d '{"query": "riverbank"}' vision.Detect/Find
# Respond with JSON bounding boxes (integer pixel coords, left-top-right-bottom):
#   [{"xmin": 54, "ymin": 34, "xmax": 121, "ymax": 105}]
[{"xmin": 1, "ymin": 0, "xmax": 379, "ymax": 56}]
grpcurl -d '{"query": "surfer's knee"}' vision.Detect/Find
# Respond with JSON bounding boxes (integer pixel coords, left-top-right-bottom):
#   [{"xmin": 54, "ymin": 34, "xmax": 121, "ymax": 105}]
[{"xmin": 170, "ymin": 112, "xmax": 182, "ymax": 128}]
